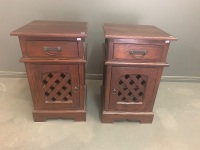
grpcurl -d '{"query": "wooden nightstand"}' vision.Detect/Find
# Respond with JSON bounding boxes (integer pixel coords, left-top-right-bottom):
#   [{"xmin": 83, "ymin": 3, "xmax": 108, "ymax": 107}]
[
  {"xmin": 11, "ymin": 20, "xmax": 87, "ymax": 122},
  {"xmin": 102, "ymin": 24, "xmax": 176, "ymax": 123}
]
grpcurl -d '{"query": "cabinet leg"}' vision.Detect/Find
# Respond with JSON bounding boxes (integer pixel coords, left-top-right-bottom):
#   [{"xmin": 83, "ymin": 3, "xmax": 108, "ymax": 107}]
[
  {"xmin": 33, "ymin": 113, "xmax": 46, "ymax": 122},
  {"xmin": 101, "ymin": 116, "xmax": 113, "ymax": 123},
  {"xmin": 32, "ymin": 110, "xmax": 86, "ymax": 122},
  {"xmin": 102, "ymin": 110, "xmax": 154, "ymax": 124},
  {"xmin": 139, "ymin": 115, "xmax": 154, "ymax": 123},
  {"xmin": 74, "ymin": 116, "xmax": 86, "ymax": 122}
]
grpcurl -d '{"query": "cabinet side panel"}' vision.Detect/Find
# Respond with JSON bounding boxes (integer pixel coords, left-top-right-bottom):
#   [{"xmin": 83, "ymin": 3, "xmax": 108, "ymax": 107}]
[
  {"xmin": 104, "ymin": 65, "xmax": 112, "ymax": 110},
  {"xmin": 78, "ymin": 40, "xmax": 84, "ymax": 59},
  {"xmin": 148, "ymin": 67, "xmax": 164, "ymax": 111},
  {"xmin": 161, "ymin": 43, "xmax": 170, "ymax": 62},
  {"xmin": 18, "ymin": 37, "xmax": 27, "ymax": 57},
  {"xmin": 24, "ymin": 63, "xmax": 38, "ymax": 109},
  {"xmin": 78, "ymin": 64, "xmax": 85, "ymax": 110},
  {"xmin": 108, "ymin": 39, "xmax": 114, "ymax": 60}
]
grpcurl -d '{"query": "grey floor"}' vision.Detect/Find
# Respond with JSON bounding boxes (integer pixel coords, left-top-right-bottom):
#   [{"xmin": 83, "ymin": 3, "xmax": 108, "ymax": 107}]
[{"xmin": 0, "ymin": 78, "xmax": 200, "ymax": 150}]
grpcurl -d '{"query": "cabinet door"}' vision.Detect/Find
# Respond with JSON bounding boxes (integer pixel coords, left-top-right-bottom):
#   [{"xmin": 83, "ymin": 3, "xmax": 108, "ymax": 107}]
[
  {"xmin": 109, "ymin": 67, "xmax": 158, "ymax": 111},
  {"xmin": 31, "ymin": 64, "xmax": 80, "ymax": 110}
]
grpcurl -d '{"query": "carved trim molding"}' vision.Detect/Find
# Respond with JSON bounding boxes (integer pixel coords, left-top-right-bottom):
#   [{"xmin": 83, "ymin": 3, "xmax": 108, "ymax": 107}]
[{"xmin": 0, "ymin": 71, "xmax": 200, "ymax": 82}]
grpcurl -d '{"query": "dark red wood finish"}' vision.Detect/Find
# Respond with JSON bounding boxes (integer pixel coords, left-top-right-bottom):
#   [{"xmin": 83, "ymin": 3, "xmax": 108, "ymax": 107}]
[
  {"xmin": 102, "ymin": 24, "xmax": 177, "ymax": 123},
  {"xmin": 11, "ymin": 20, "xmax": 87, "ymax": 122}
]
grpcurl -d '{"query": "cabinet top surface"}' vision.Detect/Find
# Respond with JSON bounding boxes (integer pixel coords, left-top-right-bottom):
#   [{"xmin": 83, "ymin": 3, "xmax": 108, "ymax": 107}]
[
  {"xmin": 103, "ymin": 23, "xmax": 177, "ymax": 41},
  {"xmin": 10, "ymin": 20, "xmax": 87, "ymax": 38}
]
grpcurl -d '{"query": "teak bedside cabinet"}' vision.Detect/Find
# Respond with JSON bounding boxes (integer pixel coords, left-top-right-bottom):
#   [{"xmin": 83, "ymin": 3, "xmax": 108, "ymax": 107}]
[
  {"xmin": 11, "ymin": 20, "xmax": 87, "ymax": 122},
  {"xmin": 102, "ymin": 24, "xmax": 176, "ymax": 123}
]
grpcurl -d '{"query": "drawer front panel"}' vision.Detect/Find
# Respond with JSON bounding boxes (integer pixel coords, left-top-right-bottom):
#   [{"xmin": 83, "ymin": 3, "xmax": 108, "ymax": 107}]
[
  {"xmin": 113, "ymin": 44, "xmax": 164, "ymax": 61},
  {"xmin": 25, "ymin": 41, "xmax": 78, "ymax": 58}
]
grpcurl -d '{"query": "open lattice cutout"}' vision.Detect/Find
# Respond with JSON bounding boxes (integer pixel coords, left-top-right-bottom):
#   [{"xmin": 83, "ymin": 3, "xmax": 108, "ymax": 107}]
[
  {"xmin": 118, "ymin": 74, "xmax": 147, "ymax": 103},
  {"xmin": 42, "ymin": 72, "xmax": 72, "ymax": 102}
]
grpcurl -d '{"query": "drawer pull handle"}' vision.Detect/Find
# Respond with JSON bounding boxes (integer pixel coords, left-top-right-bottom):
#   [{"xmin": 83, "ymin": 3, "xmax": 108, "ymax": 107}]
[
  {"xmin": 74, "ymin": 86, "xmax": 79, "ymax": 93},
  {"xmin": 129, "ymin": 50, "xmax": 147, "ymax": 58},
  {"xmin": 112, "ymin": 89, "xmax": 117, "ymax": 94},
  {"xmin": 43, "ymin": 47, "xmax": 62, "ymax": 55}
]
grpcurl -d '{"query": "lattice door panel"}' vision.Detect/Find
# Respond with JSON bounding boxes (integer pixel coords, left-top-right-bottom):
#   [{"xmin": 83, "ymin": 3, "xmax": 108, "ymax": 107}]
[
  {"xmin": 42, "ymin": 72, "xmax": 73, "ymax": 103},
  {"xmin": 117, "ymin": 74, "xmax": 147, "ymax": 103}
]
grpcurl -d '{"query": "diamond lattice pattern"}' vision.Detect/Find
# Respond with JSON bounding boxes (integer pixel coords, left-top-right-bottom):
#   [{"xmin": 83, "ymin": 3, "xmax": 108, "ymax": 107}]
[
  {"xmin": 42, "ymin": 72, "xmax": 72, "ymax": 102},
  {"xmin": 118, "ymin": 74, "xmax": 147, "ymax": 103}
]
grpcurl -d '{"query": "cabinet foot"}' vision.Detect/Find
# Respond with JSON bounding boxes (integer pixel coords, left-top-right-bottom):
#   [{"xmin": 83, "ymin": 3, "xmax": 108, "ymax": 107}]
[
  {"xmin": 33, "ymin": 110, "xmax": 86, "ymax": 122},
  {"xmin": 102, "ymin": 110, "xmax": 154, "ymax": 124},
  {"xmin": 33, "ymin": 113, "xmax": 47, "ymax": 122}
]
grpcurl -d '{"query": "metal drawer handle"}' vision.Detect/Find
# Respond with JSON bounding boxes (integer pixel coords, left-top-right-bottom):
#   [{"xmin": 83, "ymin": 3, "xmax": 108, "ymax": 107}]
[
  {"xmin": 129, "ymin": 50, "xmax": 147, "ymax": 58},
  {"xmin": 43, "ymin": 47, "xmax": 62, "ymax": 55}
]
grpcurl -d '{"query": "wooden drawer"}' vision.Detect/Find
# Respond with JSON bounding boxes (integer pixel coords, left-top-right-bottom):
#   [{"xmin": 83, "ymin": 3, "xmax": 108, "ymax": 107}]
[
  {"xmin": 25, "ymin": 41, "xmax": 78, "ymax": 58},
  {"xmin": 113, "ymin": 43, "xmax": 164, "ymax": 62}
]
